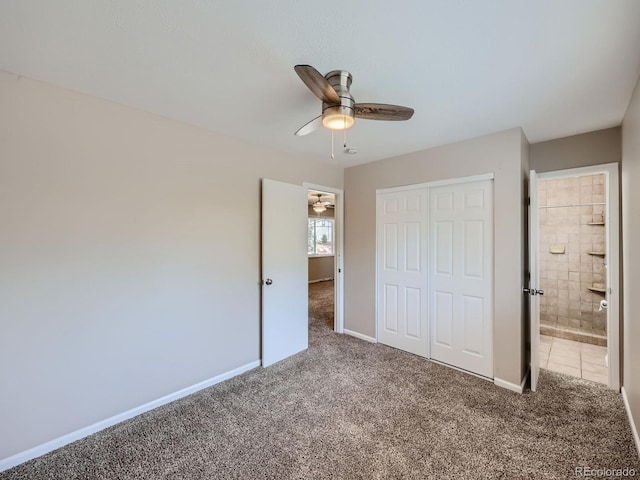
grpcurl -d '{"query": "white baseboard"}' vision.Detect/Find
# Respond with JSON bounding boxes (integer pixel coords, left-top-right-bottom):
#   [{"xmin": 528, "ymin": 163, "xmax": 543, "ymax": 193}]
[
  {"xmin": 494, "ymin": 369, "xmax": 528, "ymax": 394},
  {"xmin": 343, "ymin": 329, "xmax": 377, "ymax": 343},
  {"xmin": 0, "ymin": 360, "xmax": 261, "ymax": 473},
  {"xmin": 308, "ymin": 278, "xmax": 334, "ymax": 284},
  {"xmin": 622, "ymin": 386, "xmax": 640, "ymax": 459}
]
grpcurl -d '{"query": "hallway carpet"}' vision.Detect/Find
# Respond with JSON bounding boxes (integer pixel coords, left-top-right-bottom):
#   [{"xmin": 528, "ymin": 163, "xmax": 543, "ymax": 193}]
[{"xmin": 1, "ymin": 280, "xmax": 638, "ymax": 479}]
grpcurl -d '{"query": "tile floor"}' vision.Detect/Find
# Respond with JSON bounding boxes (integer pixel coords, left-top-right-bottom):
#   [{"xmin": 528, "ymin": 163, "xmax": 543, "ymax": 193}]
[{"xmin": 539, "ymin": 334, "xmax": 608, "ymax": 385}]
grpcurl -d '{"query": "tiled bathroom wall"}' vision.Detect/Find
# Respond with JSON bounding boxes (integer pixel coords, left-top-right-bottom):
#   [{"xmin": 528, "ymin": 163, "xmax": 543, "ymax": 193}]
[{"xmin": 538, "ymin": 174, "xmax": 607, "ymax": 346}]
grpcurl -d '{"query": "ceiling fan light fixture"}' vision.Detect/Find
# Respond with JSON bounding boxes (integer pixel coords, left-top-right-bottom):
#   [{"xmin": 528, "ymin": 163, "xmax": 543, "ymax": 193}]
[
  {"xmin": 313, "ymin": 204, "xmax": 327, "ymax": 213},
  {"xmin": 322, "ymin": 105, "xmax": 355, "ymax": 130},
  {"xmin": 293, "ymin": 65, "xmax": 414, "ymax": 143}
]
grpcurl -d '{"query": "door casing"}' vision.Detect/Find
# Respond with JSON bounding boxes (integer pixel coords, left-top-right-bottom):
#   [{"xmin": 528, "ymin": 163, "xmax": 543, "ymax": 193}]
[
  {"xmin": 303, "ymin": 183, "xmax": 345, "ymax": 334},
  {"xmin": 532, "ymin": 163, "xmax": 620, "ymax": 391}
]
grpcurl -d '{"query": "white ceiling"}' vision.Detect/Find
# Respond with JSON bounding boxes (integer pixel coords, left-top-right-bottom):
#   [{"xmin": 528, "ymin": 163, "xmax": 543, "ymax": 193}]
[{"xmin": 1, "ymin": 1, "xmax": 640, "ymax": 167}]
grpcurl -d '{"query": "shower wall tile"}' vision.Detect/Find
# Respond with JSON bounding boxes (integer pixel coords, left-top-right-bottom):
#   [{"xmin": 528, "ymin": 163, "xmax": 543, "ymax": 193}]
[{"xmin": 537, "ymin": 173, "xmax": 607, "ymax": 342}]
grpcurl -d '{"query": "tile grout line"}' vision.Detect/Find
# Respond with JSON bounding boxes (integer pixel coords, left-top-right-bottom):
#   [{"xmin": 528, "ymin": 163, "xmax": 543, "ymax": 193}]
[{"xmin": 541, "ymin": 334, "xmax": 609, "ymax": 384}]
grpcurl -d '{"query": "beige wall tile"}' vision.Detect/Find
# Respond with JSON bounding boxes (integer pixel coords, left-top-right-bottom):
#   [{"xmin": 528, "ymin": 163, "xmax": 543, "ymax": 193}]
[{"xmin": 580, "ymin": 176, "xmax": 592, "ymax": 186}]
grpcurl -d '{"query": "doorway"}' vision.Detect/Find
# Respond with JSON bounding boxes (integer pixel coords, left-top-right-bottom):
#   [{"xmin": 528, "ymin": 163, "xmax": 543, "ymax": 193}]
[
  {"xmin": 530, "ymin": 164, "xmax": 620, "ymax": 390},
  {"xmin": 304, "ymin": 183, "xmax": 344, "ymax": 334},
  {"xmin": 261, "ymin": 179, "xmax": 343, "ymax": 368}
]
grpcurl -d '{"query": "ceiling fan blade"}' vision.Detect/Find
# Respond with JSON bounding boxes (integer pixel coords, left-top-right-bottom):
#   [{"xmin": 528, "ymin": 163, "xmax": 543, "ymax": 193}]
[
  {"xmin": 354, "ymin": 103, "xmax": 415, "ymax": 121},
  {"xmin": 294, "ymin": 65, "xmax": 340, "ymax": 104},
  {"xmin": 294, "ymin": 115, "xmax": 322, "ymax": 136}
]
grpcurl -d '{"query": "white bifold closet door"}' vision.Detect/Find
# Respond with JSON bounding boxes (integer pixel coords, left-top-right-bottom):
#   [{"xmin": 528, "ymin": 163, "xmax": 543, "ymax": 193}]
[
  {"xmin": 429, "ymin": 180, "xmax": 494, "ymax": 378},
  {"xmin": 376, "ymin": 188, "xmax": 429, "ymax": 358}
]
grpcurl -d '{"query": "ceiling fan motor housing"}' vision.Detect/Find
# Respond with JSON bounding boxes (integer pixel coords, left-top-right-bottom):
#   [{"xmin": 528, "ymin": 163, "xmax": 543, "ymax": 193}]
[{"xmin": 322, "ymin": 70, "xmax": 355, "ymax": 129}]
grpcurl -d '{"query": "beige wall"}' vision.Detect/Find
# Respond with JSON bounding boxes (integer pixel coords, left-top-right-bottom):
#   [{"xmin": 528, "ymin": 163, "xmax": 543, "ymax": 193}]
[
  {"xmin": 344, "ymin": 128, "xmax": 528, "ymax": 386},
  {"xmin": 0, "ymin": 71, "xmax": 343, "ymax": 460},
  {"xmin": 309, "ymin": 256, "xmax": 334, "ymax": 282},
  {"xmin": 530, "ymin": 127, "xmax": 621, "ymax": 173},
  {"xmin": 621, "ymin": 74, "xmax": 640, "ymax": 447}
]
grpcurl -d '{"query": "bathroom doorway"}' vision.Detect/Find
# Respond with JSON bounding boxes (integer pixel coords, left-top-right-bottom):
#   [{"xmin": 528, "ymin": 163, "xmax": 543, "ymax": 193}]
[{"xmin": 533, "ymin": 164, "xmax": 619, "ymax": 389}]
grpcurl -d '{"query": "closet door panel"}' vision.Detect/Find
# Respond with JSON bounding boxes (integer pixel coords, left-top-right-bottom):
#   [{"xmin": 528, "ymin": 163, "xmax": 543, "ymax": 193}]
[
  {"xmin": 377, "ymin": 189, "xmax": 429, "ymax": 357},
  {"xmin": 429, "ymin": 180, "xmax": 494, "ymax": 378}
]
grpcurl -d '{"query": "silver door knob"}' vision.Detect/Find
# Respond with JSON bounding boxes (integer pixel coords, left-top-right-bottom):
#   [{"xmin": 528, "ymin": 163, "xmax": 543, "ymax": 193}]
[{"xmin": 265, "ymin": 278, "xmax": 273, "ymax": 286}]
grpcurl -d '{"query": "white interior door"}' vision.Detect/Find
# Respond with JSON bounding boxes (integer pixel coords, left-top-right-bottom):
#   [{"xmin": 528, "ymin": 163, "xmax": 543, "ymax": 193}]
[
  {"xmin": 529, "ymin": 170, "xmax": 541, "ymax": 392},
  {"xmin": 377, "ymin": 188, "xmax": 429, "ymax": 357},
  {"xmin": 262, "ymin": 179, "xmax": 308, "ymax": 367},
  {"xmin": 429, "ymin": 180, "xmax": 494, "ymax": 378}
]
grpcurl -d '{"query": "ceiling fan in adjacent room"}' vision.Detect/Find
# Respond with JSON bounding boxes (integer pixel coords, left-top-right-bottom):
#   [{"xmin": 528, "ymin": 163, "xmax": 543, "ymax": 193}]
[
  {"xmin": 311, "ymin": 193, "xmax": 333, "ymax": 213},
  {"xmin": 293, "ymin": 64, "xmax": 415, "ymax": 140}
]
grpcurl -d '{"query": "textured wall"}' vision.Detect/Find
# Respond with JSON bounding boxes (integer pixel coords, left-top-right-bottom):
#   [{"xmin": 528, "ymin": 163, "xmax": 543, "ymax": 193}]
[
  {"xmin": 530, "ymin": 127, "xmax": 621, "ymax": 173},
  {"xmin": 621, "ymin": 72, "xmax": 640, "ymax": 453},
  {"xmin": 0, "ymin": 71, "xmax": 344, "ymax": 461},
  {"xmin": 309, "ymin": 256, "xmax": 334, "ymax": 282}
]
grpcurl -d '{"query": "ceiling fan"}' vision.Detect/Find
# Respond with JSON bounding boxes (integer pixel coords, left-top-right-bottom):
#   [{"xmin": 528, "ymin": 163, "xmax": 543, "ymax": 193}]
[
  {"xmin": 293, "ymin": 64, "xmax": 415, "ymax": 136},
  {"xmin": 311, "ymin": 193, "xmax": 333, "ymax": 213}
]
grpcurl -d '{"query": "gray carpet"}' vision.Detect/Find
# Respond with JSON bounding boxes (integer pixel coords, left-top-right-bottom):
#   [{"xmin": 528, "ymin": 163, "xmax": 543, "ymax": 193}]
[{"xmin": 2, "ymin": 280, "xmax": 638, "ymax": 479}]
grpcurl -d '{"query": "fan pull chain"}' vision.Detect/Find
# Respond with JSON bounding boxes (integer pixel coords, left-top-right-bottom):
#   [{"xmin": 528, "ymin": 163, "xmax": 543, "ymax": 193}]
[
  {"xmin": 331, "ymin": 130, "xmax": 335, "ymax": 159},
  {"xmin": 343, "ymin": 116, "xmax": 347, "ymax": 148}
]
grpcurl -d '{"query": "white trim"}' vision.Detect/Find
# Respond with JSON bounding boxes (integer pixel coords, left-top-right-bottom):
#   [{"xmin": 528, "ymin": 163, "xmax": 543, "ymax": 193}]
[
  {"xmin": 536, "ymin": 163, "xmax": 620, "ymax": 391},
  {"xmin": 0, "ymin": 360, "xmax": 261, "ymax": 473},
  {"xmin": 605, "ymin": 166, "xmax": 620, "ymax": 391},
  {"xmin": 374, "ymin": 192, "xmax": 380, "ymax": 343},
  {"xmin": 494, "ymin": 372, "xmax": 528, "ymax": 394},
  {"xmin": 376, "ymin": 173, "xmax": 495, "ymax": 195},
  {"xmin": 303, "ymin": 183, "xmax": 344, "ymax": 334},
  {"xmin": 308, "ymin": 254, "xmax": 335, "ymax": 259},
  {"xmin": 343, "ymin": 329, "xmax": 377, "ymax": 343},
  {"xmin": 536, "ymin": 163, "xmax": 618, "ymax": 180},
  {"xmin": 622, "ymin": 387, "xmax": 640, "ymax": 460}
]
